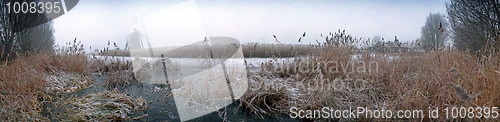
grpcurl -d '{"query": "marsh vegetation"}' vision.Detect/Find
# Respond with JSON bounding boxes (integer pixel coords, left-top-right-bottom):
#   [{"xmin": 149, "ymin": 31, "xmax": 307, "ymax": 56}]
[
  {"xmin": 1, "ymin": 0, "xmax": 500, "ymax": 121},
  {"xmin": 1, "ymin": 28, "xmax": 499, "ymax": 121}
]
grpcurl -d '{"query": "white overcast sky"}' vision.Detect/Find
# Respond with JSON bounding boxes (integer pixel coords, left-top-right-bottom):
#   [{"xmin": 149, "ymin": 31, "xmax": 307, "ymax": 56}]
[{"xmin": 53, "ymin": 0, "xmax": 449, "ymax": 51}]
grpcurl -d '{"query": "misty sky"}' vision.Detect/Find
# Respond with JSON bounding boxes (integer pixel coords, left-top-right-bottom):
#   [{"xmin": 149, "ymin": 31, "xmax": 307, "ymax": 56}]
[{"xmin": 53, "ymin": 0, "xmax": 449, "ymax": 51}]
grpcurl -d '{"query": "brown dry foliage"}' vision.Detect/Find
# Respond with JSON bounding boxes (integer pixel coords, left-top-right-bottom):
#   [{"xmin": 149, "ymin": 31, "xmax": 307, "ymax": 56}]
[
  {"xmin": 0, "ymin": 51, "xmax": 91, "ymax": 121},
  {"xmin": 0, "ymin": 41, "xmax": 134, "ymax": 121},
  {"xmin": 0, "ymin": 54, "xmax": 49, "ymax": 121},
  {"xmin": 241, "ymin": 32, "xmax": 500, "ymax": 121}
]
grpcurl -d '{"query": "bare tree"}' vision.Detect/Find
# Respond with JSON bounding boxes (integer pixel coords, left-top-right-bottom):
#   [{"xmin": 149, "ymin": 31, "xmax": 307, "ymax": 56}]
[
  {"xmin": 447, "ymin": 0, "xmax": 500, "ymax": 53},
  {"xmin": 0, "ymin": 0, "xmax": 54, "ymax": 60},
  {"xmin": 17, "ymin": 21, "xmax": 55, "ymax": 53},
  {"xmin": 420, "ymin": 12, "xmax": 449, "ymax": 51}
]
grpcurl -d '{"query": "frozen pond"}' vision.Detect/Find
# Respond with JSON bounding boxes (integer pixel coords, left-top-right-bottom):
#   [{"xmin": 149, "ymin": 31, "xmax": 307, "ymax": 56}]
[
  {"xmin": 51, "ymin": 54, "xmax": 398, "ymax": 121},
  {"xmin": 42, "ymin": 56, "xmax": 300, "ymax": 121}
]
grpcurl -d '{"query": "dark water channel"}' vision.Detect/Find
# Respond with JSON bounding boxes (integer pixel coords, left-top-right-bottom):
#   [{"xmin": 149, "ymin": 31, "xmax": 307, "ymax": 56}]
[{"xmin": 41, "ymin": 75, "xmax": 299, "ymax": 122}]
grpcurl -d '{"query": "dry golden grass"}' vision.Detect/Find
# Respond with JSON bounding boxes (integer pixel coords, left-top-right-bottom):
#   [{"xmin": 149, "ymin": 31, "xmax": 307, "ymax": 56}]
[
  {"xmin": 240, "ymin": 31, "xmax": 500, "ymax": 121},
  {"xmin": 380, "ymin": 49, "xmax": 499, "ymax": 121},
  {"xmin": 93, "ymin": 59, "xmax": 134, "ymax": 88},
  {"xmin": 87, "ymin": 45, "xmax": 138, "ymax": 88},
  {"xmin": 0, "ymin": 40, "xmax": 97, "ymax": 121},
  {"xmin": 1, "ymin": 32, "xmax": 499, "ymax": 121},
  {"xmin": 0, "ymin": 53, "xmax": 50, "ymax": 121},
  {"xmin": 0, "ymin": 40, "xmax": 136, "ymax": 121},
  {"xmin": 242, "ymin": 49, "xmax": 500, "ymax": 121},
  {"xmin": 0, "ymin": 53, "xmax": 91, "ymax": 121},
  {"xmin": 60, "ymin": 88, "xmax": 146, "ymax": 121},
  {"xmin": 241, "ymin": 43, "xmax": 320, "ymax": 58}
]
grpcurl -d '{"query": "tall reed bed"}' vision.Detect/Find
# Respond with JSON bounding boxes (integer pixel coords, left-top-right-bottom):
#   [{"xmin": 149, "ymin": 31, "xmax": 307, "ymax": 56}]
[
  {"xmin": 0, "ymin": 38, "xmax": 94, "ymax": 121},
  {"xmin": 241, "ymin": 43, "xmax": 320, "ymax": 58},
  {"xmin": 241, "ymin": 30, "xmax": 500, "ymax": 121},
  {"xmin": 0, "ymin": 39, "xmax": 137, "ymax": 121},
  {"xmin": 0, "ymin": 53, "xmax": 51, "ymax": 121}
]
